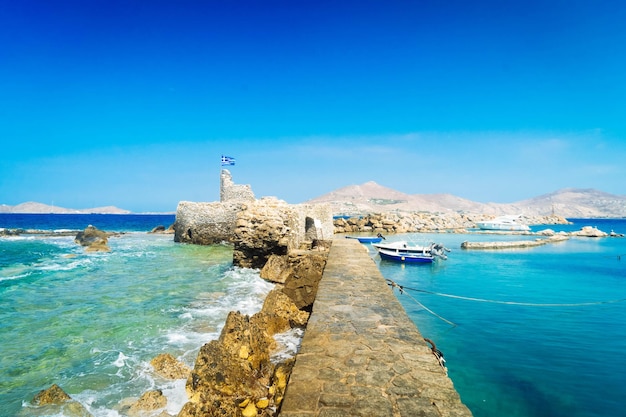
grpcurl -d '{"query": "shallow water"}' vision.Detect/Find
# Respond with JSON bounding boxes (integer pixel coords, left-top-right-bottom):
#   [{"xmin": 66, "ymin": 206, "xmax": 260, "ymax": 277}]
[{"xmin": 0, "ymin": 227, "xmax": 274, "ymax": 416}]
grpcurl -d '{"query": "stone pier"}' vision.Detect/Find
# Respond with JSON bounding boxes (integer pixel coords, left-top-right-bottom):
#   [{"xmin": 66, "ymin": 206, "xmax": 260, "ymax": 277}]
[{"xmin": 279, "ymin": 238, "xmax": 472, "ymax": 416}]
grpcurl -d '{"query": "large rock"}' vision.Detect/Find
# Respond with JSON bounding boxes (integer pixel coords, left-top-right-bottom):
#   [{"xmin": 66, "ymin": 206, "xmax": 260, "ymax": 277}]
[
  {"xmin": 281, "ymin": 253, "xmax": 328, "ymax": 310},
  {"xmin": 26, "ymin": 384, "xmax": 92, "ymax": 417},
  {"xmin": 150, "ymin": 353, "xmax": 191, "ymax": 380},
  {"xmin": 75, "ymin": 225, "xmax": 110, "ymax": 252},
  {"xmin": 182, "ymin": 310, "xmax": 280, "ymax": 417},
  {"xmin": 232, "ymin": 198, "xmax": 302, "ymax": 269},
  {"xmin": 127, "ymin": 390, "xmax": 167, "ymax": 416},
  {"xmin": 180, "ymin": 269, "xmax": 315, "ymax": 416}
]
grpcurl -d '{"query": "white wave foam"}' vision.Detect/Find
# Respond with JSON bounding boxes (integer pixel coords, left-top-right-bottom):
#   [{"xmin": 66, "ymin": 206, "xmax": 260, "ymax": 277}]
[
  {"xmin": 113, "ymin": 352, "xmax": 129, "ymax": 368},
  {"xmin": 271, "ymin": 328, "xmax": 304, "ymax": 363}
]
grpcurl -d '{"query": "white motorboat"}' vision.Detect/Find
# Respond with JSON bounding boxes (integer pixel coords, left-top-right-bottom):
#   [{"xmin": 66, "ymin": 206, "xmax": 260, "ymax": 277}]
[{"xmin": 475, "ymin": 215, "xmax": 531, "ymax": 231}]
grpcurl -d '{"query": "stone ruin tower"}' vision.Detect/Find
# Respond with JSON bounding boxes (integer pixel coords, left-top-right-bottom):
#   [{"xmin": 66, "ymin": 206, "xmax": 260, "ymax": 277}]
[{"xmin": 220, "ymin": 169, "xmax": 255, "ymax": 203}]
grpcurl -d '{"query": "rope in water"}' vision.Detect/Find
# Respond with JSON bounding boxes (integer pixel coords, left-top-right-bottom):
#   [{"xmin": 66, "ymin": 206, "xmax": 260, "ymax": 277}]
[{"xmin": 386, "ymin": 279, "xmax": 626, "ymax": 307}]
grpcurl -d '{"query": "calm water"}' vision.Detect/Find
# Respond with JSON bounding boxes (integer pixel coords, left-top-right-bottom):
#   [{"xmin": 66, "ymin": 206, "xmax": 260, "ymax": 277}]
[
  {"xmin": 1, "ymin": 215, "xmax": 625, "ymax": 417},
  {"xmin": 373, "ymin": 219, "xmax": 626, "ymax": 417}
]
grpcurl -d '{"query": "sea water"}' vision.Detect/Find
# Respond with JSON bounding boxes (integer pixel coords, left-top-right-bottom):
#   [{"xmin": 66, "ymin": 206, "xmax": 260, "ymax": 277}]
[
  {"xmin": 373, "ymin": 219, "xmax": 626, "ymax": 417},
  {"xmin": 0, "ymin": 214, "xmax": 276, "ymax": 416},
  {"xmin": 2, "ymin": 215, "xmax": 625, "ymax": 417}
]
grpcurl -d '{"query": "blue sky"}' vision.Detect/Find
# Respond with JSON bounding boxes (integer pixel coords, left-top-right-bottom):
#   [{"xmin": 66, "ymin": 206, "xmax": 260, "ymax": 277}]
[{"xmin": 1, "ymin": 0, "xmax": 625, "ymax": 212}]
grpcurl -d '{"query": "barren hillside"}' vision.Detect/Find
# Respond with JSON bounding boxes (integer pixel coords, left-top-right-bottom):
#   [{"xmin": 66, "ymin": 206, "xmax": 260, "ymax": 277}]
[{"xmin": 306, "ymin": 183, "xmax": 626, "ymax": 218}]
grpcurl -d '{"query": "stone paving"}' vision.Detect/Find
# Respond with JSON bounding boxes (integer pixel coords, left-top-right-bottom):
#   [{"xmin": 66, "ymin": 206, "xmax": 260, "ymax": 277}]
[{"xmin": 279, "ymin": 238, "xmax": 472, "ymax": 417}]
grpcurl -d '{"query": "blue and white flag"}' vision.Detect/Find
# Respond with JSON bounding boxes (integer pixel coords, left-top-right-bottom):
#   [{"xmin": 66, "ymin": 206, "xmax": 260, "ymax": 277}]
[{"xmin": 221, "ymin": 155, "xmax": 236, "ymax": 166}]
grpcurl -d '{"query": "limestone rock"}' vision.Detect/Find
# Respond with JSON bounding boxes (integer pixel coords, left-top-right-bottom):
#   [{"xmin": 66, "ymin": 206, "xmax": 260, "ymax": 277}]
[
  {"xmin": 150, "ymin": 353, "xmax": 191, "ymax": 380},
  {"xmin": 281, "ymin": 253, "xmax": 328, "ymax": 310},
  {"xmin": 259, "ymin": 254, "xmax": 291, "ymax": 284},
  {"xmin": 32, "ymin": 384, "xmax": 72, "ymax": 405},
  {"xmin": 127, "ymin": 390, "xmax": 167, "ymax": 416},
  {"xmin": 149, "ymin": 224, "xmax": 175, "ymax": 234},
  {"xmin": 232, "ymin": 198, "xmax": 301, "ymax": 269},
  {"xmin": 259, "ymin": 288, "xmax": 310, "ymax": 331},
  {"xmin": 571, "ymin": 226, "xmax": 608, "ymax": 237},
  {"xmin": 75, "ymin": 225, "xmax": 110, "ymax": 252},
  {"xmin": 28, "ymin": 384, "xmax": 92, "ymax": 417}
]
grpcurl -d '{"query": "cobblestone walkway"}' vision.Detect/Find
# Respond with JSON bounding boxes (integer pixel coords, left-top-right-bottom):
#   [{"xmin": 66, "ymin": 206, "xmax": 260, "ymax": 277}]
[{"xmin": 279, "ymin": 238, "xmax": 472, "ymax": 417}]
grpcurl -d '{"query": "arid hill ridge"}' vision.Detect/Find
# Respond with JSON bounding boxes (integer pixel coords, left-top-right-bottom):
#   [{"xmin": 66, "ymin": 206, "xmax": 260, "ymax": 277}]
[
  {"xmin": 0, "ymin": 202, "xmax": 131, "ymax": 214},
  {"xmin": 306, "ymin": 182, "xmax": 626, "ymax": 218}
]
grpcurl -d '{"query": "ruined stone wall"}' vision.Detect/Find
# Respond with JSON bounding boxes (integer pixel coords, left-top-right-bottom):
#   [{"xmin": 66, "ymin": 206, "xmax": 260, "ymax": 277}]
[
  {"xmin": 220, "ymin": 169, "xmax": 255, "ymax": 203},
  {"xmin": 232, "ymin": 198, "xmax": 333, "ymax": 269},
  {"xmin": 173, "ymin": 201, "xmax": 242, "ymax": 245}
]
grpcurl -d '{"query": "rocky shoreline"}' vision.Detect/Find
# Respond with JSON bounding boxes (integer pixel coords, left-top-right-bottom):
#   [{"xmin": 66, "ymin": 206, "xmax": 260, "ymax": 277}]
[{"xmin": 28, "ymin": 243, "xmax": 330, "ymax": 417}]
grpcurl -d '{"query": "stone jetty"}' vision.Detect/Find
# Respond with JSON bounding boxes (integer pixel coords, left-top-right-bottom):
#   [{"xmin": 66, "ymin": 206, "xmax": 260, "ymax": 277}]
[{"xmin": 279, "ymin": 238, "xmax": 472, "ymax": 417}]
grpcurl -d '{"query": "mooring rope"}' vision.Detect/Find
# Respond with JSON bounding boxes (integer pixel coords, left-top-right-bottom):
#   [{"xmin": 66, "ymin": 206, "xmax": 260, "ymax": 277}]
[
  {"xmin": 386, "ymin": 279, "xmax": 626, "ymax": 307},
  {"xmin": 387, "ymin": 279, "xmax": 457, "ymax": 326}
]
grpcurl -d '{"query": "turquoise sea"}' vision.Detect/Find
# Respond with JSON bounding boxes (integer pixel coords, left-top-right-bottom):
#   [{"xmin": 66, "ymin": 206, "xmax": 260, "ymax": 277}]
[
  {"xmin": 1, "ymin": 214, "xmax": 625, "ymax": 417},
  {"xmin": 373, "ymin": 219, "xmax": 626, "ymax": 417},
  {"xmin": 0, "ymin": 214, "xmax": 278, "ymax": 416}
]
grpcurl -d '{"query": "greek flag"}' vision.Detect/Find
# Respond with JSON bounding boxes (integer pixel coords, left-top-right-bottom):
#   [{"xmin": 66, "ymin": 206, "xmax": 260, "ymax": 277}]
[{"xmin": 221, "ymin": 155, "xmax": 236, "ymax": 166}]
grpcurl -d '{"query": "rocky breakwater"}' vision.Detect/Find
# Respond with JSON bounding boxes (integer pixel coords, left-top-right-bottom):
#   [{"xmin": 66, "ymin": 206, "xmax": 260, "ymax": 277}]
[
  {"xmin": 179, "ymin": 249, "xmax": 329, "ymax": 417},
  {"xmin": 27, "ymin": 246, "xmax": 329, "ymax": 417},
  {"xmin": 334, "ymin": 212, "xmax": 569, "ymax": 234}
]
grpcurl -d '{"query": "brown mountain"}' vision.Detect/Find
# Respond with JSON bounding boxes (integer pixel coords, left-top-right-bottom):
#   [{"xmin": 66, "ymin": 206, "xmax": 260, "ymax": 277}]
[{"xmin": 306, "ymin": 183, "xmax": 626, "ymax": 218}]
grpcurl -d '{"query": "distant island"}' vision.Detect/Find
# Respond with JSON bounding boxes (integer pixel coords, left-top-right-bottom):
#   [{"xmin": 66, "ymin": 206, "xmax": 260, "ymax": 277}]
[
  {"xmin": 0, "ymin": 202, "xmax": 132, "ymax": 214},
  {"xmin": 3, "ymin": 186, "xmax": 625, "ymax": 218}
]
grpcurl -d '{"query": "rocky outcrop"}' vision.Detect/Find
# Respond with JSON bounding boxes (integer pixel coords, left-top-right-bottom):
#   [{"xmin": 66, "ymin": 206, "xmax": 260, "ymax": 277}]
[
  {"xmin": 260, "ymin": 252, "xmax": 327, "ymax": 310},
  {"xmin": 232, "ymin": 198, "xmax": 332, "ymax": 269},
  {"xmin": 176, "ymin": 248, "xmax": 328, "ymax": 417},
  {"xmin": 150, "ymin": 353, "xmax": 191, "ymax": 380},
  {"xmin": 149, "ymin": 224, "xmax": 175, "ymax": 234},
  {"xmin": 179, "ymin": 293, "xmax": 308, "ymax": 416},
  {"xmin": 74, "ymin": 225, "xmax": 112, "ymax": 252},
  {"xmin": 334, "ymin": 212, "xmax": 570, "ymax": 234},
  {"xmin": 461, "ymin": 235, "xmax": 569, "ymax": 249},
  {"xmin": 127, "ymin": 390, "xmax": 167, "ymax": 416},
  {"xmin": 26, "ymin": 384, "xmax": 92, "ymax": 417},
  {"xmin": 570, "ymin": 225, "xmax": 609, "ymax": 237}
]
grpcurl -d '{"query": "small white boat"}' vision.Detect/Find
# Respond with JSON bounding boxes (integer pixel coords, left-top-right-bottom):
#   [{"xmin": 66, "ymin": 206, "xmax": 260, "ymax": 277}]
[
  {"xmin": 475, "ymin": 215, "xmax": 530, "ymax": 232},
  {"xmin": 373, "ymin": 241, "xmax": 450, "ymax": 263}
]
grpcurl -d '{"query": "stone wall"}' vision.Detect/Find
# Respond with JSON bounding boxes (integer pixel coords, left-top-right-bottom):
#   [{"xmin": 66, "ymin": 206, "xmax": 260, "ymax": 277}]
[
  {"xmin": 232, "ymin": 198, "xmax": 333, "ymax": 269},
  {"xmin": 220, "ymin": 169, "xmax": 255, "ymax": 203},
  {"xmin": 173, "ymin": 201, "xmax": 243, "ymax": 244}
]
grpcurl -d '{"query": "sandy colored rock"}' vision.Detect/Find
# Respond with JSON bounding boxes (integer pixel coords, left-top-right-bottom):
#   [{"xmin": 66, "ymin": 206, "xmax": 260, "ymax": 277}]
[
  {"xmin": 128, "ymin": 390, "xmax": 167, "ymax": 416},
  {"xmin": 150, "ymin": 353, "xmax": 191, "ymax": 380}
]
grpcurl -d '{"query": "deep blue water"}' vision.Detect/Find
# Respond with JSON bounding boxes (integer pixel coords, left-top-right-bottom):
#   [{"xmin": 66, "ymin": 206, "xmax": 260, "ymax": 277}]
[{"xmin": 0, "ymin": 213, "xmax": 176, "ymax": 232}]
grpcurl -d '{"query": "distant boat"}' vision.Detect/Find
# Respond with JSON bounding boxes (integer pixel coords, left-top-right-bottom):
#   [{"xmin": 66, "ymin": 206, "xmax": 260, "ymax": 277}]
[
  {"xmin": 475, "ymin": 215, "xmax": 531, "ymax": 232},
  {"xmin": 345, "ymin": 233, "xmax": 385, "ymax": 244},
  {"xmin": 373, "ymin": 240, "xmax": 450, "ymax": 263}
]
